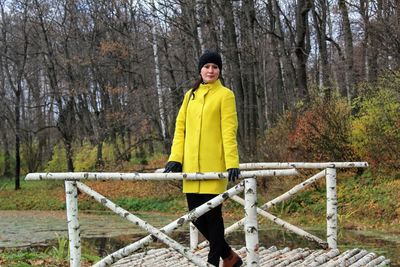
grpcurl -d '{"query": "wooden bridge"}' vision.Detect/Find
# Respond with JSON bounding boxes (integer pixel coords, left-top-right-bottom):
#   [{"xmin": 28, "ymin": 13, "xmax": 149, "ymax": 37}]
[{"xmin": 26, "ymin": 162, "xmax": 391, "ymax": 266}]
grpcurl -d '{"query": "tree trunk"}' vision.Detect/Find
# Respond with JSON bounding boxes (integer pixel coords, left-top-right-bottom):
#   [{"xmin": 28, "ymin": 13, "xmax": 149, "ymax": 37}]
[
  {"xmin": 312, "ymin": 0, "xmax": 332, "ymax": 98},
  {"xmin": 295, "ymin": 0, "xmax": 312, "ymax": 103},
  {"xmin": 151, "ymin": 7, "xmax": 167, "ymax": 142},
  {"xmin": 14, "ymin": 89, "xmax": 21, "ymax": 190},
  {"xmin": 195, "ymin": 0, "xmax": 205, "ymax": 53},
  {"xmin": 1, "ymin": 2, "xmax": 29, "ymax": 189},
  {"xmin": 243, "ymin": 0, "xmax": 260, "ymax": 157},
  {"xmin": 219, "ymin": 0, "xmax": 246, "ymax": 154},
  {"xmin": 270, "ymin": 0, "xmax": 296, "ymax": 112},
  {"xmin": 1, "ymin": 130, "xmax": 12, "ymax": 177},
  {"xmin": 339, "ymin": 0, "xmax": 354, "ymax": 102}
]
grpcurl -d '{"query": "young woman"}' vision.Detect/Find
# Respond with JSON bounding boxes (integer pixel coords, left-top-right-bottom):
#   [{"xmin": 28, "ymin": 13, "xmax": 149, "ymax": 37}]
[{"xmin": 164, "ymin": 50, "xmax": 242, "ymax": 267}]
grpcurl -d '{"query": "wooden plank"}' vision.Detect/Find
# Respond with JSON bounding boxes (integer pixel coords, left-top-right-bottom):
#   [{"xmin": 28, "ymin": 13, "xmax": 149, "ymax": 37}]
[{"xmin": 111, "ymin": 246, "xmax": 390, "ymax": 267}]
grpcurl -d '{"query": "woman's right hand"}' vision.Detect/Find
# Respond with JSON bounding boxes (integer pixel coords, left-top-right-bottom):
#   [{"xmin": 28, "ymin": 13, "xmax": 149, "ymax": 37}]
[{"xmin": 163, "ymin": 161, "xmax": 182, "ymax": 173}]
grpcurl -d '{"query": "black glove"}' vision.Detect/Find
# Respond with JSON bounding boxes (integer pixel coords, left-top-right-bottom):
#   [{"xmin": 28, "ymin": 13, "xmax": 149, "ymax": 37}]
[
  {"xmin": 227, "ymin": 168, "xmax": 240, "ymax": 182},
  {"xmin": 163, "ymin": 161, "xmax": 182, "ymax": 173}
]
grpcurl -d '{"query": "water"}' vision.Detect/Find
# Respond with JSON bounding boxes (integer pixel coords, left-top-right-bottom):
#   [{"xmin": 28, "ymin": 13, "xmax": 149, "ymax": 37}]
[{"xmin": 0, "ymin": 210, "xmax": 399, "ymax": 265}]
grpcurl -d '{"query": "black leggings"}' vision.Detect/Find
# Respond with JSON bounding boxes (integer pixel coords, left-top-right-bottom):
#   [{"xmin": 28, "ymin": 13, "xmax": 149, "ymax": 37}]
[{"xmin": 186, "ymin": 193, "xmax": 231, "ymax": 266}]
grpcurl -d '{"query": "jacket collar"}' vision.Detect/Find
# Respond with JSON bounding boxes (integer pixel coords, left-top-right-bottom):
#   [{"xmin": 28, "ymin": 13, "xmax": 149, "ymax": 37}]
[{"xmin": 198, "ymin": 79, "xmax": 222, "ymax": 94}]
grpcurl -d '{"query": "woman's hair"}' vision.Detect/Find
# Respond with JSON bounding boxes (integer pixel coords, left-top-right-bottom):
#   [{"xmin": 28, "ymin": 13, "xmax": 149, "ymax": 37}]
[{"xmin": 189, "ymin": 77, "xmax": 202, "ymax": 100}]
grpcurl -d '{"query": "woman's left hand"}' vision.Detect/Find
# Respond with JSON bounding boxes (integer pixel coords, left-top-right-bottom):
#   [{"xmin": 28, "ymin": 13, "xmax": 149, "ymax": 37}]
[{"xmin": 227, "ymin": 168, "xmax": 240, "ymax": 182}]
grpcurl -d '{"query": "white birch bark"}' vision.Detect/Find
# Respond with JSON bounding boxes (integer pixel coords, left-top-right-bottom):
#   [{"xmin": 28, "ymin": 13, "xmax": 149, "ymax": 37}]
[
  {"xmin": 239, "ymin": 162, "xmax": 368, "ymax": 169},
  {"xmin": 195, "ymin": 0, "xmax": 205, "ymax": 53},
  {"xmin": 299, "ymin": 250, "xmax": 326, "ymax": 266},
  {"xmin": 345, "ymin": 249, "xmax": 369, "ymax": 265},
  {"xmin": 25, "ymin": 169, "xmax": 298, "ymax": 181},
  {"xmin": 189, "ymin": 222, "xmax": 199, "ymax": 251},
  {"xmin": 260, "ymin": 247, "xmax": 290, "ymax": 263},
  {"xmin": 306, "ymin": 249, "xmax": 340, "ymax": 267},
  {"xmin": 217, "ymin": 170, "xmax": 326, "ymax": 247},
  {"xmin": 151, "ymin": 0, "xmax": 167, "ymax": 139},
  {"xmin": 260, "ymin": 170, "xmax": 326, "ymax": 210},
  {"xmin": 365, "ymin": 256, "xmax": 390, "ymax": 266},
  {"xmin": 321, "ymin": 248, "xmax": 360, "ymax": 267},
  {"xmin": 244, "ymin": 177, "xmax": 259, "ymax": 266},
  {"xmin": 263, "ymin": 248, "xmax": 304, "ymax": 266},
  {"xmin": 231, "ymin": 195, "xmax": 328, "ymax": 248},
  {"xmin": 94, "ymin": 182, "xmax": 245, "ymax": 266},
  {"xmin": 76, "ymin": 182, "xmax": 207, "ymax": 267},
  {"xmin": 348, "ymin": 252, "xmax": 377, "ymax": 267},
  {"xmin": 232, "ymin": 0, "xmax": 242, "ymax": 52},
  {"xmin": 65, "ymin": 181, "xmax": 81, "ymax": 267},
  {"xmin": 326, "ymin": 167, "xmax": 337, "ymax": 249},
  {"xmin": 154, "ymin": 162, "xmax": 368, "ymax": 173}
]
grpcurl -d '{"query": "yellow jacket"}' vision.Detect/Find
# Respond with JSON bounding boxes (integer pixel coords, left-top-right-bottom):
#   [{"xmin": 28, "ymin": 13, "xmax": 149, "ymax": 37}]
[{"xmin": 168, "ymin": 79, "xmax": 239, "ymax": 194}]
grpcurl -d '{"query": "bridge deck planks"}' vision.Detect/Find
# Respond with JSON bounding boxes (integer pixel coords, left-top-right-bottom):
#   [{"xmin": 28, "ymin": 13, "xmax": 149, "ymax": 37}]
[{"xmin": 111, "ymin": 246, "xmax": 390, "ymax": 266}]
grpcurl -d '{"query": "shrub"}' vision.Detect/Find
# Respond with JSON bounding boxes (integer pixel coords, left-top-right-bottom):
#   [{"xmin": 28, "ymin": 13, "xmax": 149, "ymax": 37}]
[
  {"xmin": 260, "ymin": 112, "xmax": 297, "ymax": 161},
  {"xmin": 73, "ymin": 142, "xmax": 98, "ymax": 171},
  {"xmin": 45, "ymin": 144, "xmax": 68, "ymax": 172},
  {"xmin": 289, "ymin": 96, "xmax": 355, "ymax": 161},
  {"xmin": 260, "ymin": 95, "xmax": 355, "ymax": 162},
  {"xmin": 351, "ymin": 73, "xmax": 400, "ymax": 169}
]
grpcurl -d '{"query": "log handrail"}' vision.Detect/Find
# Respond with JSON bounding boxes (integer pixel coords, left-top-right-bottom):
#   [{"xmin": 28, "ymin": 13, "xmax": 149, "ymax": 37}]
[{"xmin": 25, "ymin": 162, "xmax": 368, "ymax": 267}]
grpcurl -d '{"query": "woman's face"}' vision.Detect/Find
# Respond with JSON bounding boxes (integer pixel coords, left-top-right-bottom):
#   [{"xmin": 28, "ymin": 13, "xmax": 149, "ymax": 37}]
[{"xmin": 200, "ymin": 63, "xmax": 220, "ymax": 83}]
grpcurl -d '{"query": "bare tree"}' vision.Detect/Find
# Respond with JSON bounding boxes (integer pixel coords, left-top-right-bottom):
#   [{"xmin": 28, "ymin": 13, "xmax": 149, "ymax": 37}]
[
  {"xmin": 294, "ymin": 0, "xmax": 312, "ymax": 103},
  {"xmin": 339, "ymin": 0, "xmax": 354, "ymax": 101},
  {"xmin": 312, "ymin": 0, "xmax": 332, "ymax": 98},
  {"xmin": 0, "ymin": 0, "xmax": 30, "ymax": 189}
]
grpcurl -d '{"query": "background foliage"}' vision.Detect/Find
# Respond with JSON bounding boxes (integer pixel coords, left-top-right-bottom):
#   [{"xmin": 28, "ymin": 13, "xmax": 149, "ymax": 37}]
[{"xmin": 0, "ymin": 0, "xmax": 399, "ymax": 182}]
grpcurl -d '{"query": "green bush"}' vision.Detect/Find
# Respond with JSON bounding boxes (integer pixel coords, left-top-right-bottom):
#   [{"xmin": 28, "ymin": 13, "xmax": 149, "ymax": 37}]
[
  {"xmin": 0, "ymin": 149, "xmax": 15, "ymax": 177},
  {"xmin": 45, "ymin": 143, "xmax": 68, "ymax": 172},
  {"xmin": 351, "ymin": 72, "xmax": 400, "ymax": 169},
  {"xmin": 73, "ymin": 142, "xmax": 98, "ymax": 171}
]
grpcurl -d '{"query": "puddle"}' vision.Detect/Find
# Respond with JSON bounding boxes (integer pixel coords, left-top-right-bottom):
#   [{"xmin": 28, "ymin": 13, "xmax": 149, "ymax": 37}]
[{"xmin": 0, "ymin": 210, "xmax": 399, "ymax": 265}]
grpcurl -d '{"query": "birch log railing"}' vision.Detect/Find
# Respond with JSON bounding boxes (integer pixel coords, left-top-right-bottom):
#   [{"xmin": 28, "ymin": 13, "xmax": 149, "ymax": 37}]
[
  {"xmin": 25, "ymin": 162, "xmax": 368, "ymax": 267},
  {"xmin": 187, "ymin": 162, "xmax": 369, "ymax": 255}
]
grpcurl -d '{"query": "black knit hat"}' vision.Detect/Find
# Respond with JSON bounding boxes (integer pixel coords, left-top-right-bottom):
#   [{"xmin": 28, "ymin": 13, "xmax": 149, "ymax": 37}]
[{"xmin": 198, "ymin": 50, "xmax": 222, "ymax": 73}]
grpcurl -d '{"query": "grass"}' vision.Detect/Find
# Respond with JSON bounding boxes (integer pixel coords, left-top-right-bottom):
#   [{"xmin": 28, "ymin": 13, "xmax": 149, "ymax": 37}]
[
  {"xmin": 265, "ymin": 169, "xmax": 400, "ymax": 231},
  {"xmin": 0, "ymin": 231, "xmax": 101, "ymax": 266},
  {"xmin": 0, "ymin": 247, "xmax": 100, "ymax": 267},
  {"xmin": 0, "ymin": 178, "xmax": 186, "ymax": 212},
  {"xmin": 1, "ymin": 169, "xmax": 399, "ymax": 231},
  {"xmin": 0, "ymin": 179, "xmax": 65, "ymax": 210}
]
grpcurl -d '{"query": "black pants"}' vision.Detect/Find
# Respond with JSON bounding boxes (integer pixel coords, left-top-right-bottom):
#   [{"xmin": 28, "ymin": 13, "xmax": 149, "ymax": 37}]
[{"xmin": 186, "ymin": 193, "xmax": 231, "ymax": 266}]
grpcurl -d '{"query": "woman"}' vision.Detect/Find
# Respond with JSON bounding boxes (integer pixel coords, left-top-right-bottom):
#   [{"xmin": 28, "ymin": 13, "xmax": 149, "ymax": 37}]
[{"xmin": 164, "ymin": 50, "xmax": 242, "ymax": 267}]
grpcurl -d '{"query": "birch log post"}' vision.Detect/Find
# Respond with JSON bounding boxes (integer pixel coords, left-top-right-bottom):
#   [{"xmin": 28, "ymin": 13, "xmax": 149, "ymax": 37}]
[
  {"xmin": 244, "ymin": 177, "xmax": 259, "ymax": 266},
  {"xmin": 65, "ymin": 181, "xmax": 81, "ymax": 267},
  {"xmin": 189, "ymin": 222, "xmax": 199, "ymax": 251},
  {"xmin": 326, "ymin": 167, "xmax": 337, "ymax": 249}
]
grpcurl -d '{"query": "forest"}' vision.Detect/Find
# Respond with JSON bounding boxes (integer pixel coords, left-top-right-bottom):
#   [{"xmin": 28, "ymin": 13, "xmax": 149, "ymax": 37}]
[{"xmin": 0, "ymin": 0, "xmax": 399, "ymax": 190}]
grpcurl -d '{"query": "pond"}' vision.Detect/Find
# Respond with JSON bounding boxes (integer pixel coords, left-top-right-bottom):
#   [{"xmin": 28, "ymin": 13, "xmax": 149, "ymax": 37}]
[{"xmin": 0, "ymin": 210, "xmax": 399, "ymax": 266}]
